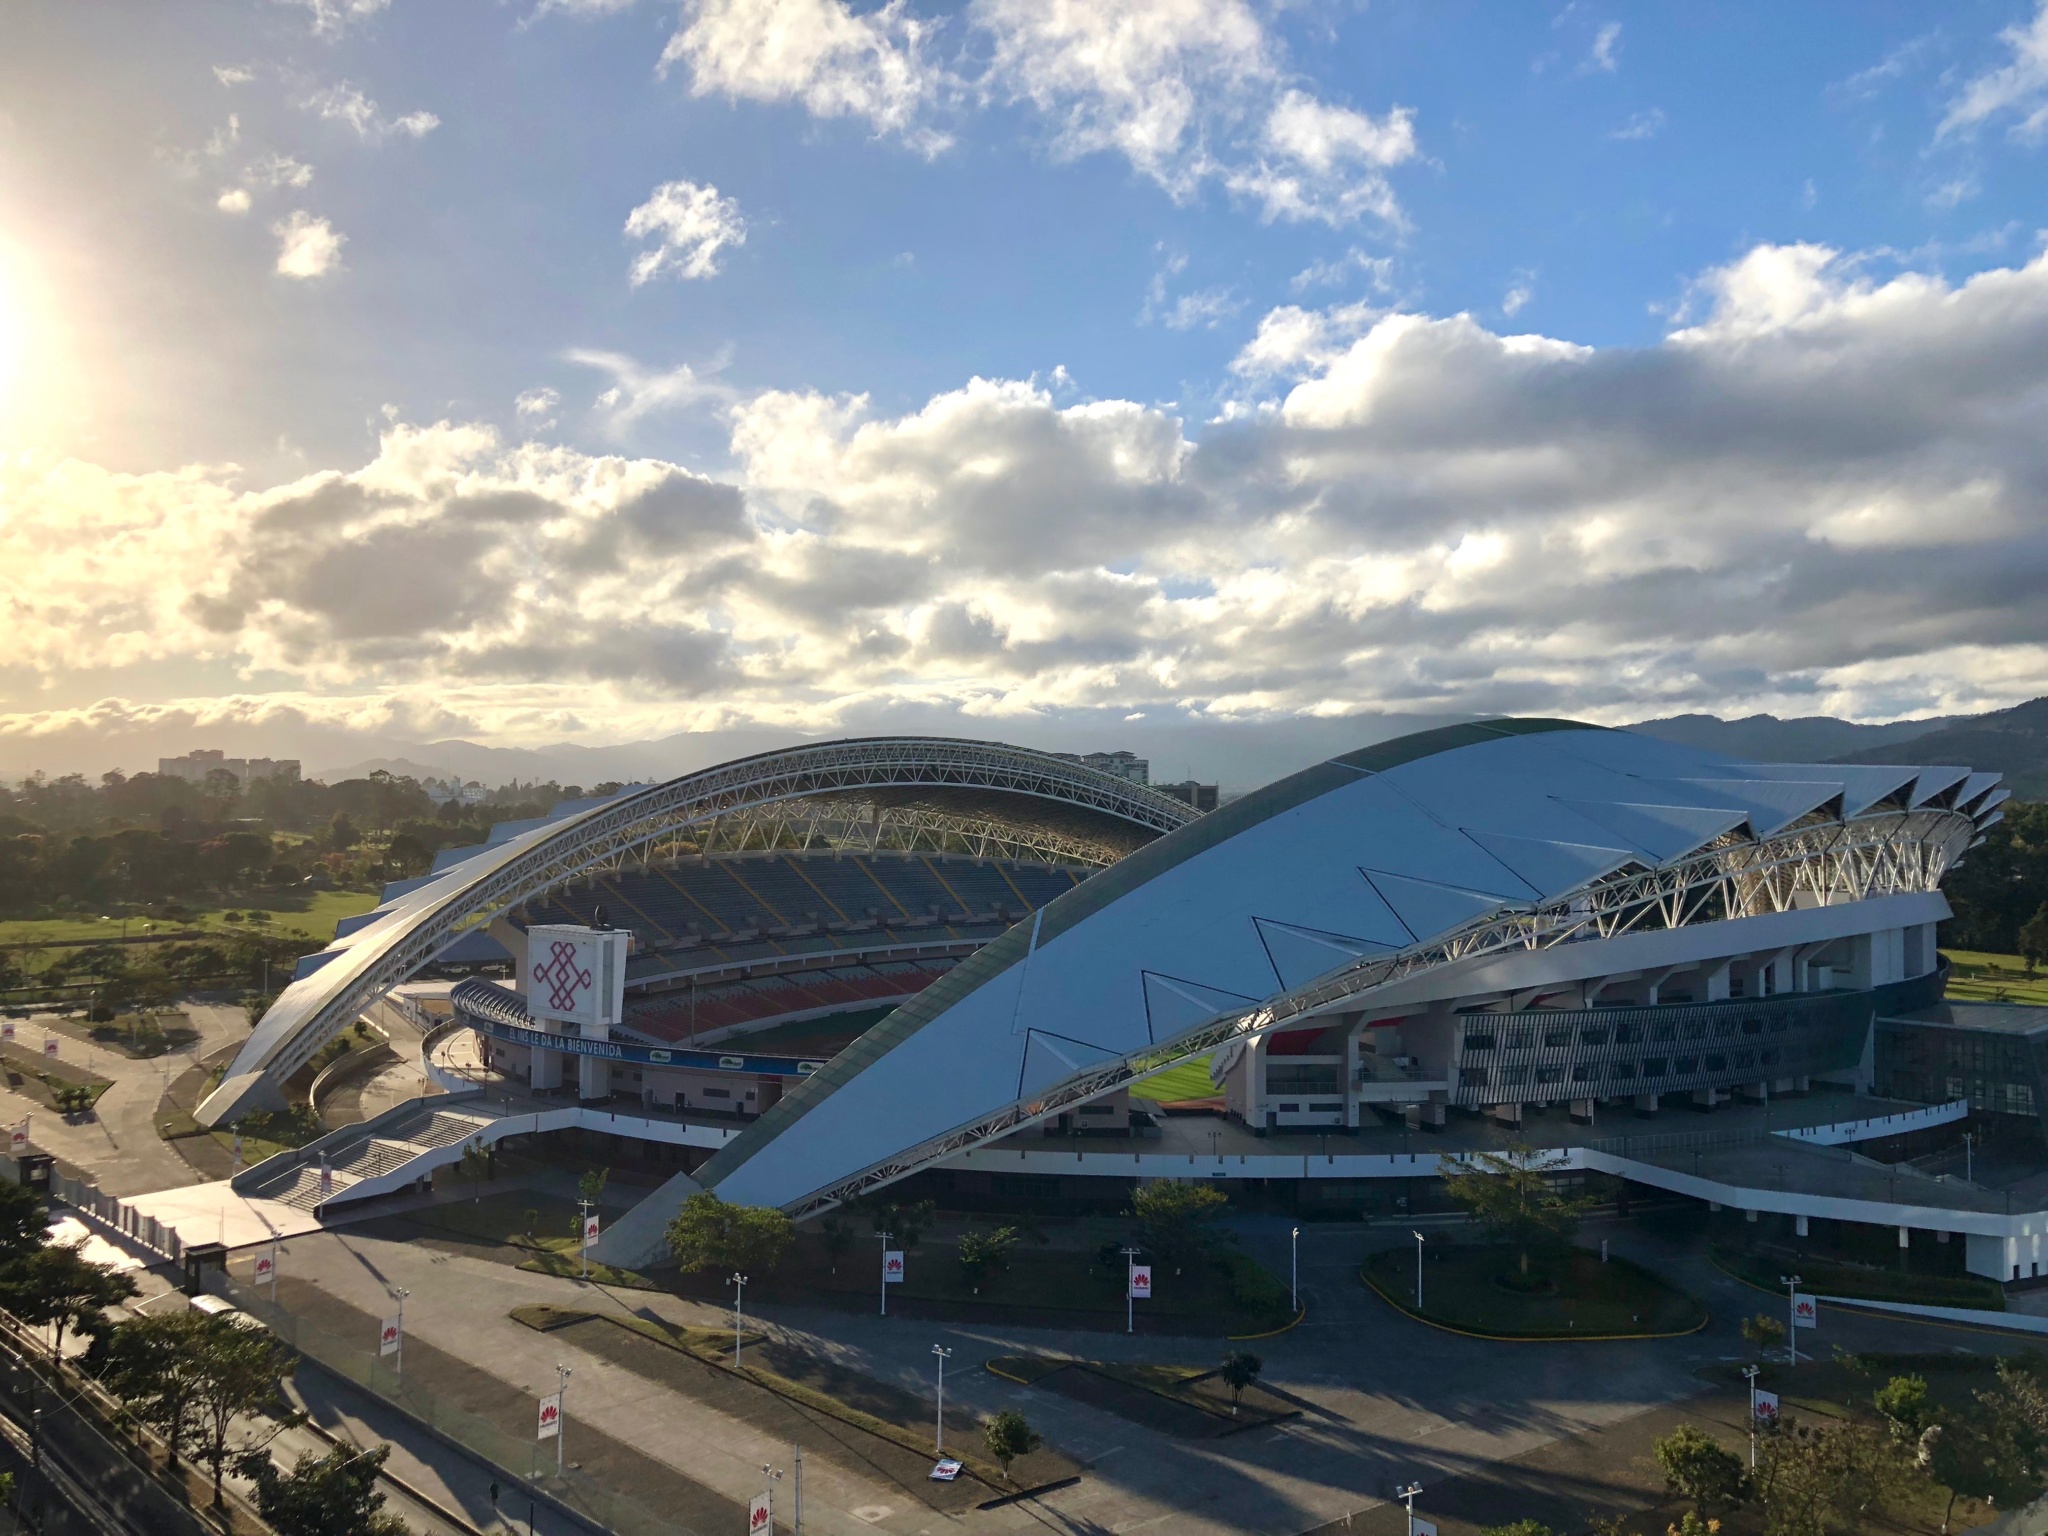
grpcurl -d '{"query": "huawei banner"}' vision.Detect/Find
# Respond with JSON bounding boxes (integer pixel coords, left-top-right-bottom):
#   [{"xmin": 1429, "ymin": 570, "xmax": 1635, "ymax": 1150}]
[
  {"xmin": 538, "ymin": 1392, "xmax": 561, "ymax": 1440},
  {"xmin": 1129, "ymin": 1265, "xmax": 1152, "ymax": 1300}
]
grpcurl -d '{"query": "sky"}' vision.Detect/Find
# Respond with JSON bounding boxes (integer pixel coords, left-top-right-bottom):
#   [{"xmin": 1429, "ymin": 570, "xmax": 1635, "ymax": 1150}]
[{"xmin": 3, "ymin": 0, "xmax": 2048, "ymax": 777}]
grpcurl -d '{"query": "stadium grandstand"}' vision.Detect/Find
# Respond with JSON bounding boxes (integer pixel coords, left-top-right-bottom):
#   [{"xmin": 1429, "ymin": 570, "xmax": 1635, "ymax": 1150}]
[{"xmin": 201, "ymin": 725, "xmax": 2048, "ymax": 1291}]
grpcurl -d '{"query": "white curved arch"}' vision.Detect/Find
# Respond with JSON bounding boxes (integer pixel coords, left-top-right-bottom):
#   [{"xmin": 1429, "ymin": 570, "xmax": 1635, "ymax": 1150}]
[{"xmin": 197, "ymin": 737, "xmax": 1196, "ymax": 1126}]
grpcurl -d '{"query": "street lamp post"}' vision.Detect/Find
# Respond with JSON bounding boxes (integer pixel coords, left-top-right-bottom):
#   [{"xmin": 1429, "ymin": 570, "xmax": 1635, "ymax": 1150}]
[
  {"xmin": 554, "ymin": 1363, "xmax": 571, "ymax": 1474},
  {"xmin": 1412, "ymin": 1230, "xmax": 1426, "ymax": 1310},
  {"xmin": 388, "ymin": 1287, "xmax": 409, "ymax": 1382},
  {"xmin": 878, "ymin": 1230, "xmax": 893, "ymax": 1317},
  {"xmin": 731, "ymin": 1273, "xmax": 749, "ymax": 1367},
  {"xmin": 1290, "ymin": 1226, "xmax": 1300, "ymax": 1314},
  {"xmin": 932, "ymin": 1345, "xmax": 952, "ymax": 1453},
  {"xmin": 1121, "ymin": 1245, "xmax": 1141, "ymax": 1334},
  {"xmin": 1781, "ymin": 1273, "xmax": 1802, "ymax": 1365},
  {"xmin": 1965, "ymin": 1131, "xmax": 1974, "ymax": 1183},
  {"xmin": 1742, "ymin": 1364, "xmax": 1761, "ymax": 1468},
  {"xmin": 1397, "ymin": 1481, "xmax": 1423, "ymax": 1536}
]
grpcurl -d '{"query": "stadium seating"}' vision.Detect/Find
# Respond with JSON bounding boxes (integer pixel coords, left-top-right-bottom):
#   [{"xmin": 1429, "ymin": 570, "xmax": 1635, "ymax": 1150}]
[{"xmin": 522, "ymin": 853, "xmax": 1081, "ymax": 960}]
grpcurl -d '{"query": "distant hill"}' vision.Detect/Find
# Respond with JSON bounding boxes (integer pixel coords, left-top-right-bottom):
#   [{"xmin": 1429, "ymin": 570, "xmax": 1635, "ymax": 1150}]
[
  {"xmin": 1627, "ymin": 712, "xmax": 1955, "ymax": 762},
  {"xmin": 1828, "ymin": 696, "xmax": 2048, "ymax": 802},
  {"xmin": 1628, "ymin": 699, "xmax": 2045, "ymax": 801}
]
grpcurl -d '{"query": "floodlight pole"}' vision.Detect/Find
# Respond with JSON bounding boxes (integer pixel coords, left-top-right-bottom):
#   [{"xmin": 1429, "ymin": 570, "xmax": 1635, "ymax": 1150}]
[
  {"xmin": 879, "ymin": 1231, "xmax": 892, "ymax": 1317},
  {"xmin": 932, "ymin": 1345, "xmax": 952, "ymax": 1453},
  {"xmin": 1412, "ymin": 1230, "xmax": 1426, "ymax": 1311},
  {"xmin": 1290, "ymin": 1226, "xmax": 1300, "ymax": 1314},
  {"xmin": 1121, "ymin": 1245, "xmax": 1141, "ymax": 1334},
  {"xmin": 731, "ymin": 1273, "xmax": 749, "ymax": 1367},
  {"xmin": 1781, "ymin": 1273, "xmax": 1802, "ymax": 1365},
  {"xmin": 1397, "ymin": 1481, "xmax": 1423, "ymax": 1536},
  {"xmin": 578, "ymin": 1197, "xmax": 593, "ymax": 1280},
  {"xmin": 1742, "ymin": 1364, "xmax": 1761, "ymax": 1468},
  {"xmin": 1964, "ymin": 1131, "xmax": 1974, "ymax": 1183}
]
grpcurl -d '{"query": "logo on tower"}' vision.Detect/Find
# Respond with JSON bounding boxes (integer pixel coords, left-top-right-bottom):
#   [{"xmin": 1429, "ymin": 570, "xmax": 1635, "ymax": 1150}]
[{"xmin": 525, "ymin": 925, "xmax": 629, "ymax": 1029}]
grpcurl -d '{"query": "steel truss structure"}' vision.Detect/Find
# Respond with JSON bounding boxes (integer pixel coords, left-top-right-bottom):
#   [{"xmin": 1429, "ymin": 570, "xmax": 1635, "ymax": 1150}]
[
  {"xmin": 666, "ymin": 793, "xmax": 1138, "ymax": 869},
  {"xmin": 784, "ymin": 802, "xmax": 1981, "ymax": 1218},
  {"xmin": 198, "ymin": 738, "xmax": 1195, "ymax": 1125}
]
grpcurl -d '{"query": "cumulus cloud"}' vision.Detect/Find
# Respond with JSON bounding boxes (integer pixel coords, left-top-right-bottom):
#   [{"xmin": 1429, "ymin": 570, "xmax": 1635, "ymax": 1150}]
[
  {"xmin": 13, "ymin": 244, "xmax": 2048, "ymax": 734},
  {"xmin": 273, "ymin": 211, "xmax": 345, "ymax": 277},
  {"xmin": 1585, "ymin": 21, "xmax": 1622, "ymax": 74},
  {"xmin": 214, "ymin": 64, "xmax": 256, "ymax": 87},
  {"xmin": 569, "ymin": 349, "xmax": 739, "ymax": 433},
  {"xmin": 975, "ymin": 0, "xmax": 1416, "ymax": 226},
  {"xmin": 659, "ymin": 0, "xmax": 1414, "ymax": 226},
  {"xmin": 623, "ymin": 179, "xmax": 747, "ymax": 283},
  {"xmin": 217, "ymin": 188, "xmax": 253, "ymax": 215},
  {"xmin": 515, "ymin": 387, "xmax": 561, "ymax": 426},
  {"xmin": 1942, "ymin": 0, "xmax": 2048, "ymax": 141},
  {"xmin": 273, "ymin": 0, "xmax": 391, "ymax": 38},
  {"xmin": 1611, "ymin": 107, "xmax": 1666, "ymax": 140},
  {"xmin": 304, "ymin": 82, "xmax": 441, "ymax": 141},
  {"xmin": 663, "ymin": 0, "xmax": 951, "ymax": 154}
]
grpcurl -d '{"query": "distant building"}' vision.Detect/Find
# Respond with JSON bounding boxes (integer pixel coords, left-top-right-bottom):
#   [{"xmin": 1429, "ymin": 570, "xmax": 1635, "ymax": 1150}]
[
  {"xmin": 157, "ymin": 750, "xmax": 301, "ymax": 789},
  {"xmin": 1052, "ymin": 749, "xmax": 1149, "ymax": 786},
  {"xmin": 1157, "ymin": 779, "xmax": 1219, "ymax": 812}
]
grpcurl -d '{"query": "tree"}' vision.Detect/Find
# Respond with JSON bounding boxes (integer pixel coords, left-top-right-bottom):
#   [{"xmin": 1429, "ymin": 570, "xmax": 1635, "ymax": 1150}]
[
  {"xmin": 869, "ymin": 1198, "xmax": 935, "ymax": 1250},
  {"xmin": 1219, "ymin": 1350, "xmax": 1263, "ymax": 1413},
  {"xmin": 982, "ymin": 1408, "xmax": 1041, "ymax": 1482},
  {"xmin": 1440, "ymin": 1144, "xmax": 1594, "ymax": 1277},
  {"xmin": 665, "ymin": 1192, "xmax": 794, "ymax": 1274},
  {"xmin": 459, "ymin": 1137, "xmax": 489, "ymax": 1202},
  {"xmin": 1480, "ymin": 1524, "xmax": 1552, "ymax": 1536},
  {"xmin": 1655, "ymin": 1424, "xmax": 1748, "ymax": 1520},
  {"xmin": 0, "ymin": 1241, "xmax": 138, "ymax": 1357},
  {"xmin": 188, "ymin": 1319, "xmax": 293, "ymax": 1504},
  {"xmin": 821, "ymin": 1217, "xmax": 853, "ymax": 1274},
  {"xmin": 1131, "ymin": 1180, "xmax": 1229, "ymax": 1273},
  {"xmin": 1873, "ymin": 1374, "xmax": 1933, "ymax": 1441},
  {"xmin": 1741, "ymin": 1312, "xmax": 1786, "ymax": 1358},
  {"xmin": 2021, "ymin": 902, "xmax": 2048, "ymax": 975},
  {"xmin": 956, "ymin": 1227, "xmax": 1018, "ymax": 1290},
  {"xmin": 102, "ymin": 1310, "xmax": 214, "ymax": 1467},
  {"xmin": 0, "ymin": 1180, "xmax": 49, "ymax": 1268},
  {"xmin": 1666, "ymin": 1518, "xmax": 1720, "ymax": 1536},
  {"xmin": 236, "ymin": 1442, "xmax": 410, "ymax": 1536},
  {"xmin": 578, "ymin": 1166, "xmax": 609, "ymax": 1206}
]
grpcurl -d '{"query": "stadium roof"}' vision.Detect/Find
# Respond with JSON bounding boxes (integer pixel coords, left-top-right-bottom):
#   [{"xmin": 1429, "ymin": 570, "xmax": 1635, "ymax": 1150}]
[{"xmin": 690, "ymin": 719, "xmax": 2001, "ymax": 1217}]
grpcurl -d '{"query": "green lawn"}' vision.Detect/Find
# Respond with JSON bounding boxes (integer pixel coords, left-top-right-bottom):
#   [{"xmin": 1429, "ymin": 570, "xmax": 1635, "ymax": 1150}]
[
  {"xmin": 1711, "ymin": 1244, "xmax": 2005, "ymax": 1311},
  {"xmin": 1130, "ymin": 1056, "xmax": 1218, "ymax": 1102},
  {"xmin": 1943, "ymin": 949, "xmax": 2048, "ymax": 1007},
  {"xmin": 0, "ymin": 888, "xmax": 380, "ymax": 954},
  {"xmin": 1362, "ymin": 1243, "xmax": 1706, "ymax": 1338}
]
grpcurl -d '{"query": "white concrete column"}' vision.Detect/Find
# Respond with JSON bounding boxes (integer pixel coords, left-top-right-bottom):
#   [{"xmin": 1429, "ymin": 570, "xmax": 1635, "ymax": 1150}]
[
  {"xmin": 1795, "ymin": 1214, "xmax": 1809, "ymax": 1237},
  {"xmin": 1704, "ymin": 962, "xmax": 1731, "ymax": 1002},
  {"xmin": 1898, "ymin": 1225, "xmax": 1911, "ymax": 1250},
  {"xmin": 578, "ymin": 1018, "xmax": 610, "ymax": 1101}
]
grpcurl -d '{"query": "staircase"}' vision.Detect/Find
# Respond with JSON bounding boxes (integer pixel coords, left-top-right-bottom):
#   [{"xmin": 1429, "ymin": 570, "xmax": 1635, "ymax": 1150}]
[{"xmin": 237, "ymin": 1095, "xmax": 502, "ymax": 1212}]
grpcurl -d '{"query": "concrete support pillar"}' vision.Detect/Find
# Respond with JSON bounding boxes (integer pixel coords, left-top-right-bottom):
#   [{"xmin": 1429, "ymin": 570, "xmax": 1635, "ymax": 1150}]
[
  {"xmin": 1899, "ymin": 1226, "xmax": 1911, "ymax": 1249},
  {"xmin": 1737, "ymin": 1081, "xmax": 1768, "ymax": 1104},
  {"xmin": 1745, "ymin": 1208, "xmax": 1758, "ymax": 1223},
  {"xmin": 1491, "ymin": 1101, "xmax": 1523, "ymax": 1128},
  {"xmin": 529, "ymin": 1024, "xmax": 565, "ymax": 1091},
  {"xmin": 1691, "ymin": 1087, "xmax": 1721, "ymax": 1110},
  {"xmin": 1704, "ymin": 962, "xmax": 1731, "ymax": 1002},
  {"xmin": 1570, "ymin": 1098, "xmax": 1596, "ymax": 1126},
  {"xmin": 1634, "ymin": 1093, "xmax": 1660, "ymax": 1116},
  {"xmin": 578, "ymin": 1019, "xmax": 610, "ymax": 1102},
  {"xmin": 1709, "ymin": 1202, "xmax": 1723, "ymax": 1213},
  {"xmin": 1795, "ymin": 1214, "xmax": 1810, "ymax": 1237},
  {"xmin": 1937, "ymin": 1230, "xmax": 1951, "ymax": 1244}
]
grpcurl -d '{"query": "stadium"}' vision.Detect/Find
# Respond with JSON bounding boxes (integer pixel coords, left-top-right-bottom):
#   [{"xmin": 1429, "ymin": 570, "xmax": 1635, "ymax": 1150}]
[{"xmin": 197, "ymin": 721, "xmax": 2048, "ymax": 1284}]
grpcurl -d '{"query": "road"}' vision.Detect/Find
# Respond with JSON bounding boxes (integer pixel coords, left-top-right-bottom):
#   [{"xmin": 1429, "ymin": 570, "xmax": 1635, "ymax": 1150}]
[{"xmin": 2, "ymin": 1002, "xmax": 249, "ymax": 1197}]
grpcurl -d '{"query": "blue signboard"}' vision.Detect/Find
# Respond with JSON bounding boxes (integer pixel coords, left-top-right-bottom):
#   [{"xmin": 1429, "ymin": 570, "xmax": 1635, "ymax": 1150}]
[{"xmin": 479, "ymin": 1018, "xmax": 827, "ymax": 1079}]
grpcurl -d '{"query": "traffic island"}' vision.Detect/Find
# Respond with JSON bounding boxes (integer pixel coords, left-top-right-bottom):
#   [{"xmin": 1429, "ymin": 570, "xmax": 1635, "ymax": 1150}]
[
  {"xmin": 511, "ymin": 1305, "xmax": 1081, "ymax": 1511},
  {"xmin": 1360, "ymin": 1244, "xmax": 1707, "ymax": 1339},
  {"xmin": 987, "ymin": 1355, "xmax": 1298, "ymax": 1438}
]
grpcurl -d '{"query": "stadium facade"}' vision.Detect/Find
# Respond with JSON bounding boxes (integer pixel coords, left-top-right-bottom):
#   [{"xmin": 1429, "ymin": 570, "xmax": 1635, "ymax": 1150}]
[{"xmin": 206, "ymin": 723, "xmax": 2048, "ymax": 1284}]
